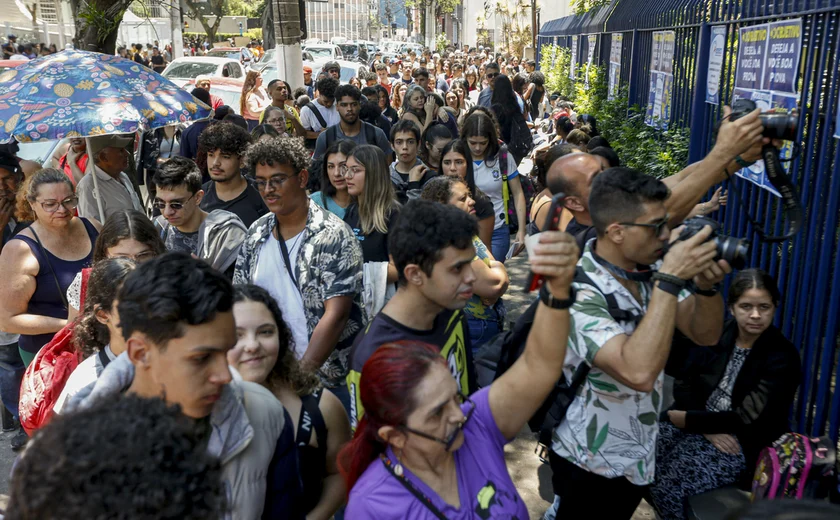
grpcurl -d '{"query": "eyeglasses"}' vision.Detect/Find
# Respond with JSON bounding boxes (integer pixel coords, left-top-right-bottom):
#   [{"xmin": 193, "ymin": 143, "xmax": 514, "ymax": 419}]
[
  {"xmin": 111, "ymin": 251, "xmax": 156, "ymax": 262},
  {"xmin": 342, "ymin": 166, "xmax": 364, "ymax": 179},
  {"xmin": 153, "ymin": 193, "xmax": 196, "ymax": 211},
  {"xmin": 486, "ymin": 72, "xmax": 499, "ymax": 79},
  {"xmin": 254, "ymin": 173, "xmax": 298, "ymax": 192},
  {"xmin": 618, "ymin": 214, "xmax": 670, "ymax": 236},
  {"xmin": 400, "ymin": 393, "xmax": 475, "ymax": 451},
  {"xmin": 35, "ymin": 196, "xmax": 79, "ymax": 213}
]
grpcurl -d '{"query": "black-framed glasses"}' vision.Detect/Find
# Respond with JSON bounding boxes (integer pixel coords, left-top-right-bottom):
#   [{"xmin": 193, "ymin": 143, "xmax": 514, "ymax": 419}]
[
  {"xmin": 35, "ymin": 196, "xmax": 79, "ymax": 213},
  {"xmin": 486, "ymin": 72, "xmax": 499, "ymax": 79},
  {"xmin": 618, "ymin": 214, "xmax": 670, "ymax": 236},
  {"xmin": 254, "ymin": 173, "xmax": 298, "ymax": 192},
  {"xmin": 153, "ymin": 193, "xmax": 196, "ymax": 211},
  {"xmin": 400, "ymin": 393, "xmax": 476, "ymax": 451}
]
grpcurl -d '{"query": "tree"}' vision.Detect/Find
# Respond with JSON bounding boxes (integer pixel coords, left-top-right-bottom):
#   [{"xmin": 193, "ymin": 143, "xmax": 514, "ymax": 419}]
[
  {"xmin": 183, "ymin": 0, "xmax": 225, "ymax": 43},
  {"xmin": 73, "ymin": 0, "xmax": 134, "ymax": 54}
]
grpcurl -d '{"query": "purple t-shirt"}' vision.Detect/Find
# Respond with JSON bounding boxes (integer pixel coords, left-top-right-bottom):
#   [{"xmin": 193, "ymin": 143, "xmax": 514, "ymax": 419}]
[{"xmin": 346, "ymin": 387, "xmax": 528, "ymax": 519}]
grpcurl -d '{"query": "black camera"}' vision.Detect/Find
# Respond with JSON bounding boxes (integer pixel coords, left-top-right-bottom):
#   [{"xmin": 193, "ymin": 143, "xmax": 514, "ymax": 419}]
[
  {"xmin": 675, "ymin": 216, "xmax": 749, "ymax": 270},
  {"xmin": 730, "ymin": 99, "xmax": 797, "ymax": 141}
]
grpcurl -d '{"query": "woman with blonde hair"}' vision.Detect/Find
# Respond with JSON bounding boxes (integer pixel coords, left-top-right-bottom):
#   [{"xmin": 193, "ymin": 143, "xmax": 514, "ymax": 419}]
[
  {"xmin": 342, "ymin": 145, "xmax": 400, "ymax": 316},
  {"xmin": 240, "ymin": 70, "xmax": 270, "ymax": 130}
]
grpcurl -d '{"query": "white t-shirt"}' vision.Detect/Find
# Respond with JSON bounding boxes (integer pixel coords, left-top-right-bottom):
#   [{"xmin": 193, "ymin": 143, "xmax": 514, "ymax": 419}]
[
  {"xmin": 473, "ymin": 153, "xmax": 519, "ymax": 229},
  {"xmin": 53, "ymin": 345, "xmax": 116, "ymax": 414},
  {"xmin": 299, "ymin": 98, "xmax": 339, "ymax": 132},
  {"xmin": 253, "ymin": 231, "xmax": 310, "ymax": 359}
]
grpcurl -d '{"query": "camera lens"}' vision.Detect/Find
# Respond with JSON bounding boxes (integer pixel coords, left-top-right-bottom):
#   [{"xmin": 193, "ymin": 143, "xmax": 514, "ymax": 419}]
[
  {"xmin": 715, "ymin": 236, "xmax": 750, "ymax": 270},
  {"xmin": 759, "ymin": 113, "xmax": 798, "ymax": 141}
]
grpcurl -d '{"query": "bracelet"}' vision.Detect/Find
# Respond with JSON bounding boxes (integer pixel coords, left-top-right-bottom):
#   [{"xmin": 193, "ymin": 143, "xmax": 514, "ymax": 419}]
[
  {"xmin": 654, "ymin": 280, "xmax": 683, "ymax": 296},
  {"xmin": 652, "ymin": 272, "xmax": 687, "ymax": 297},
  {"xmin": 539, "ymin": 284, "xmax": 576, "ymax": 309},
  {"xmin": 735, "ymin": 155, "xmax": 756, "ymax": 168}
]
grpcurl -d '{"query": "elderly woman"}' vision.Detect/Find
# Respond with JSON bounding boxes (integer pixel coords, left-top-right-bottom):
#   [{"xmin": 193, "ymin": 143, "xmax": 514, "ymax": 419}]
[
  {"xmin": 0, "ymin": 169, "xmax": 101, "ymax": 368},
  {"xmin": 339, "ymin": 225, "xmax": 578, "ymax": 518}
]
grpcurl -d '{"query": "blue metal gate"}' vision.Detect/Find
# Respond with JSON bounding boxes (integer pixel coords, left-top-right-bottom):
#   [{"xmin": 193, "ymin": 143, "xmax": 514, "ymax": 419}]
[{"xmin": 538, "ymin": 0, "xmax": 840, "ymax": 442}]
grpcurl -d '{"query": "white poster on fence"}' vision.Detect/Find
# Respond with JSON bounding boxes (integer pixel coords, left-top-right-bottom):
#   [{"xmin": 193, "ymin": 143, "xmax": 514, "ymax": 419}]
[
  {"xmin": 608, "ymin": 34, "xmax": 623, "ymax": 100},
  {"xmin": 586, "ymin": 35, "xmax": 597, "ymax": 88},
  {"xmin": 706, "ymin": 26, "xmax": 726, "ymax": 104},
  {"xmin": 733, "ymin": 19, "xmax": 803, "ymax": 196},
  {"xmin": 645, "ymin": 30, "xmax": 675, "ymax": 130},
  {"xmin": 570, "ymin": 36, "xmax": 578, "ymax": 79},
  {"xmin": 836, "ymin": 90, "xmax": 840, "ymax": 139}
]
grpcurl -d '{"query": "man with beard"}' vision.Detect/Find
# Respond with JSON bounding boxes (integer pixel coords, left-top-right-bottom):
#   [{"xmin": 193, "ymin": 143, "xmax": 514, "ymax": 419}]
[
  {"xmin": 312, "ymin": 85, "xmax": 392, "ymax": 160},
  {"xmin": 198, "ymin": 122, "xmax": 268, "ymax": 228}
]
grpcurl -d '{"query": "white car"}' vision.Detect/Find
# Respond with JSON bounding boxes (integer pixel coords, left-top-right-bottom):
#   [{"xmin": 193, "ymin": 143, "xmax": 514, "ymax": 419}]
[
  {"xmin": 302, "ymin": 44, "xmax": 344, "ymax": 63},
  {"xmin": 162, "ymin": 57, "xmax": 246, "ymax": 88},
  {"xmin": 253, "ymin": 48, "xmax": 315, "ymax": 73}
]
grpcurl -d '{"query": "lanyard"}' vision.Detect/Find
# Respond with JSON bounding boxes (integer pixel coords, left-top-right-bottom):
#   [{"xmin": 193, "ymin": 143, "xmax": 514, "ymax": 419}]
[
  {"xmin": 274, "ymin": 221, "xmax": 299, "ymax": 290},
  {"xmin": 380, "ymin": 455, "xmax": 448, "ymax": 520}
]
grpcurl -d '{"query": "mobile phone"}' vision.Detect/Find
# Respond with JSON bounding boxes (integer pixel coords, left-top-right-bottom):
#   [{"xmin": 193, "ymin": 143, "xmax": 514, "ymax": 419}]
[{"xmin": 525, "ymin": 192, "xmax": 567, "ymax": 292}]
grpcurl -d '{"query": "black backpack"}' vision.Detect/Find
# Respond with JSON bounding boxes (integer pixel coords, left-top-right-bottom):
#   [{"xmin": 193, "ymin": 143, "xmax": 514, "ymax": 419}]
[
  {"xmin": 508, "ymin": 111, "xmax": 535, "ymax": 165},
  {"xmin": 474, "ymin": 265, "xmax": 642, "ymax": 447}
]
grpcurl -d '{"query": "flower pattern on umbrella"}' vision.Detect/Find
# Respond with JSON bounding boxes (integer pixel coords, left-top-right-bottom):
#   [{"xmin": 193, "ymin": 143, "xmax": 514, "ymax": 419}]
[{"xmin": 0, "ymin": 49, "xmax": 211, "ymax": 143}]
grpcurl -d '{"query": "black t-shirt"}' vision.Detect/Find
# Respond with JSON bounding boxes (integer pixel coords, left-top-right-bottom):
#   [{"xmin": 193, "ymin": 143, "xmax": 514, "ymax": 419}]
[
  {"xmin": 474, "ymin": 190, "xmax": 494, "ymax": 221},
  {"xmin": 200, "ymin": 178, "xmax": 269, "ymax": 228},
  {"xmin": 343, "ymin": 203, "xmax": 398, "ymax": 263},
  {"xmin": 346, "ymin": 309, "xmax": 475, "ymax": 429},
  {"xmin": 151, "ymin": 55, "xmax": 165, "ymax": 71}
]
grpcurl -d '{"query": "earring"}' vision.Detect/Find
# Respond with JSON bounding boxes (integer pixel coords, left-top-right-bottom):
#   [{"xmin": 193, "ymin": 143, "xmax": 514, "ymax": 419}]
[{"xmin": 394, "ymin": 449, "xmax": 404, "ymax": 477}]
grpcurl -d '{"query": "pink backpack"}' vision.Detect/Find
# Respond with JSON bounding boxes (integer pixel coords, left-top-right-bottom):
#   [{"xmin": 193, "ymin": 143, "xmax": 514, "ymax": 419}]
[{"xmin": 752, "ymin": 432, "xmax": 835, "ymax": 501}]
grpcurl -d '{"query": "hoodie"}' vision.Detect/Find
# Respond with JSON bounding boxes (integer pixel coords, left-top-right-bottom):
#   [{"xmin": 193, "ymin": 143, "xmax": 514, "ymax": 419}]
[
  {"xmin": 156, "ymin": 209, "xmax": 248, "ymax": 274},
  {"xmin": 389, "ymin": 158, "xmax": 436, "ymax": 204}
]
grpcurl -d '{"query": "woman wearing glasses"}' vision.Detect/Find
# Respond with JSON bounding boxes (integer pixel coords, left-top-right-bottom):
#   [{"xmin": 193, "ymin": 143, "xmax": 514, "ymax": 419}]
[
  {"xmin": 338, "ymin": 226, "xmax": 578, "ymax": 518},
  {"xmin": 0, "ymin": 169, "xmax": 101, "ymax": 368}
]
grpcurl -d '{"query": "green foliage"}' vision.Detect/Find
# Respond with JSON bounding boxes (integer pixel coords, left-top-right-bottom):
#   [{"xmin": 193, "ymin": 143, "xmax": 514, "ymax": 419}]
[
  {"xmin": 78, "ymin": 2, "xmax": 126, "ymax": 45},
  {"xmin": 224, "ymin": 0, "xmax": 263, "ymax": 17},
  {"xmin": 539, "ymin": 44, "xmax": 690, "ymax": 178},
  {"xmin": 570, "ymin": 0, "xmax": 610, "ymax": 16},
  {"xmin": 435, "ymin": 34, "xmax": 450, "ymax": 54},
  {"xmin": 184, "ymin": 30, "xmax": 263, "ymax": 42}
]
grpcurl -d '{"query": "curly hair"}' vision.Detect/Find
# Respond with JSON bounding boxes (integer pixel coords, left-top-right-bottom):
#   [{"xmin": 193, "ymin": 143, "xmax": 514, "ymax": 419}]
[
  {"xmin": 420, "ymin": 175, "xmax": 464, "ymax": 205},
  {"xmin": 16, "ymin": 168, "xmax": 74, "ymax": 222},
  {"xmin": 233, "ymin": 285, "xmax": 320, "ymax": 397},
  {"xmin": 198, "ymin": 120, "xmax": 253, "ymax": 157},
  {"xmin": 5, "ymin": 394, "xmax": 226, "ymax": 520},
  {"xmin": 244, "ymin": 135, "xmax": 310, "ymax": 175},
  {"xmin": 72, "ymin": 258, "xmax": 137, "ymax": 359}
]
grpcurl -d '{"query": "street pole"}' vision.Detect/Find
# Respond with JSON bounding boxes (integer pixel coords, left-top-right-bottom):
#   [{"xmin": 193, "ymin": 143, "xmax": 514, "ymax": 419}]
[
  {"xmin": 54, "ymin": 0, "xmax": 66, "ymax": 48},
  {"xmin": 169, "ymin": 1, "xmax": 184, "ymax": 59},
  {"xmin": 273, "ymin": 0, "xmax": 304, "ymax": 89},
  {"xmin": 531, "ymin": 0, "xmax": 536, "ymax": 50}
]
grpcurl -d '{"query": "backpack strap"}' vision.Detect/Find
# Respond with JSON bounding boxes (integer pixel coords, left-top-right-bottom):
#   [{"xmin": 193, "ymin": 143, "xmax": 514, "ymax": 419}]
[
  {"xmin": 79, "ymin": 268, "xmax": 92, "ymax": 310},
  {"xmin": 297, "ymin": 390, "xmax": 327, "ymax": 451},
  {"xmin": 499, "ymin": 145, "xmax": 511, "ymax": 225},
  {"xmin": 363, "ymin": 121, "xmax": 377, "ymax": 144},
  {"xmin": 306, "ymin": 102, "xmax": 328, "ymax": 129},
  {"xmin": 573, "ymin": 266, "xmax": 643, "ymax": 327}
]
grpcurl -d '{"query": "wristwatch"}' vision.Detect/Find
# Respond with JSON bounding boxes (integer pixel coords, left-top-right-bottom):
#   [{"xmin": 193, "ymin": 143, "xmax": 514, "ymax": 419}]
[{"xmin": 539, "ymin": 284, "xmax": 576, "ymax": 309}]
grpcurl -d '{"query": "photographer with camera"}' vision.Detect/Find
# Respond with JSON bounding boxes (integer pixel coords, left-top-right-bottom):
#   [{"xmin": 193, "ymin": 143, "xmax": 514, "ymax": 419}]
[
  {"xmin": 548, "ymin": 167, "xmax": 732, "ymax": 519},
  {"xmin": 546, "ymin": 106, "xmax": 768, "ymax": 249}
]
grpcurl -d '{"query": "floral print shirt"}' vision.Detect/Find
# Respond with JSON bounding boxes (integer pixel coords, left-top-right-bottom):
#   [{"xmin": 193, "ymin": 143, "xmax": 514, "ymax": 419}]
[
  {"xmin": 551, "ymin": 240, "xmax": 690, "ymax": 485},
  {"xmin": 233, "ymin": 200, "xmax": 365, "ymax": 387}
]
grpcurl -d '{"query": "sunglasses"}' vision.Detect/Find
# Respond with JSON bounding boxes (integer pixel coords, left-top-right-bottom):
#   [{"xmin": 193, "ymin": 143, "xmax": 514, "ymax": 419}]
[
  {"xmin": 618, "ymin": 214, "xmax": 670, "ymax": 236},
  {"xmin": 153, "ymin": 193, "xmax": 196, "ymax": 211},
  {"xmin": 486, "ymin": 72, "xmax": 499, "ymax": 79},
  {"xmin": 400, "ymin": 393, "xmax": 475, "ymax": 451}
]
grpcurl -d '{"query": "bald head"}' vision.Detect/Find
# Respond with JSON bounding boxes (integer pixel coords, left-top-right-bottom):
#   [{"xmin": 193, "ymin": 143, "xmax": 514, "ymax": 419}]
[{"xmin": 546, "ymin": 153, "xmax": 604, "ymax": 223}]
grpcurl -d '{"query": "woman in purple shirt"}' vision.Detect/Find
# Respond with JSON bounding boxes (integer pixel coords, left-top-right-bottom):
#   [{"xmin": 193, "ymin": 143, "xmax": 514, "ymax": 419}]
[{"xmin": 339, "ymin": 228, "xmax": 579, "ymax": 519}]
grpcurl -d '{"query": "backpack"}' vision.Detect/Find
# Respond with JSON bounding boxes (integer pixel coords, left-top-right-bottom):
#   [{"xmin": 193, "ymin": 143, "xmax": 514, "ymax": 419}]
[
  {"xmin": 752, "ymin": 433, "xmax": 836, "ymax": 501},
  {"xmin": 474, "ymin": 266, "xmax": 642, "ymax": 447},
  {"xmin": 304, "ymin": 102, "xmax": 329, "ymax": 149},
  {"xmin": 508, "ymin": 111, "xmax": 535, "ymax": 165},
  {"xmin": 500, "ymin": 146, "xmax": 535, "ymax": 235},
  {"xmin": 18, "ymin": 268, "xmax": 91, "ymax": 435},
  {"xmin": 308, "ymin": 122, "xmax": 379, "ymax": 181}
]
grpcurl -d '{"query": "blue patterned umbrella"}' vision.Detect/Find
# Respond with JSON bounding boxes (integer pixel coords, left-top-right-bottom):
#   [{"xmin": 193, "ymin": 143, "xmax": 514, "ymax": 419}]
[{"xmin": 0, "ymin": 49, "xmax": 211, "ymax": 143}]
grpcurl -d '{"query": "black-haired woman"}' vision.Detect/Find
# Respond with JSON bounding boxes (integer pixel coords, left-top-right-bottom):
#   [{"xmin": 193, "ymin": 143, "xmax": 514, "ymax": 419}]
[
  {"xmin": 650, "ymin": 269, "xmax": 801, "ymax": 519},
  {"xmin": 310, "ymin": 140, "xmax": 356, "ymax": 219},
  {"xmin": 524, "ymin": 71, "xmax": 547, "ymax": 121},
  {"xmin": 419, "ymin": 122, "xmax": 453, "ymax": 176},
  {"xmin": 439, "ymin": 139, "xmax": 494, "ymax": 249}
]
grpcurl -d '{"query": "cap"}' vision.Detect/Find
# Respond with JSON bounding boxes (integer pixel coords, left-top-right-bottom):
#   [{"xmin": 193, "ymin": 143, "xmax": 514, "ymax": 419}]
[
  {"xmin": 87, "ymin": 134, "xmax": 134, "ymax": 157},
  {"xmin": 195, "ymin": 74, "xmax": 211, "ymax": 84},
  {"xmin": 324, "ymin": 61, "xmax": 340, "ymax": 71},
  {"xmin": 303, "ymin": 65, "xmax": 312, "ymax": 73},
  {"xmin": 7, "ymin": 34, "xmax": 16, "ymax": 40},
  {"xmin": 0, "ymin": 152, "xmax": 21, "ymax": 176},
  {"xmin": 389, "ymin": 58, "xmax": 401, "ymax": 65}
]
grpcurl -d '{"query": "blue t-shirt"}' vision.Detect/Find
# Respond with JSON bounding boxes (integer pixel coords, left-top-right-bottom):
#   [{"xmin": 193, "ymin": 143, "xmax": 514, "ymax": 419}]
[{"xmin": 310, "ymin": 192, "xmax": 348, "ymax": 220}]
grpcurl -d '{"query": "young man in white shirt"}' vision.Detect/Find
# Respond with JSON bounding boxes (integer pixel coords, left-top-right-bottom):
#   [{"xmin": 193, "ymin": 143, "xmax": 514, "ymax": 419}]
[{"xmin": 298, "ymin": 77, "xmax": 340, "ymax": 149}]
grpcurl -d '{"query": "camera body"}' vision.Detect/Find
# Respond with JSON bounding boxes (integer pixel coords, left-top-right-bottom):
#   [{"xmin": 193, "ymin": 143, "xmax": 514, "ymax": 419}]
[
  {"xmin": 675, "ymin": 216, "xmax": 749, "ymax": 270},
  {"xmin": 730, "ymin": 99, "xmax": 797, "ymax": 141}
]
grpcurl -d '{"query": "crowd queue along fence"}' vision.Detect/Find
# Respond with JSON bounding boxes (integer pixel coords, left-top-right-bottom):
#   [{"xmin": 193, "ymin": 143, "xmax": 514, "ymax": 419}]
[{"xmin": 537, "ymin": 0, "xmax": 840, "ymax": 442}]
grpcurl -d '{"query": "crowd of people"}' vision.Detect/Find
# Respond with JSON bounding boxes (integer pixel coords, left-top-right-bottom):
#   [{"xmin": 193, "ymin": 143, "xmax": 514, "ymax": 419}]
[{"xmin": 0, "ymin": 38, "xmax": 823, "ymax": 520}]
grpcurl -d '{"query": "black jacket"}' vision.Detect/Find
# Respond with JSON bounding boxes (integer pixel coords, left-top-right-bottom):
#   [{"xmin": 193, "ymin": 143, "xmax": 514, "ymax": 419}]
[{"xmin": 667, "ymin": 319, "xmax": 801, "ymax": 472}]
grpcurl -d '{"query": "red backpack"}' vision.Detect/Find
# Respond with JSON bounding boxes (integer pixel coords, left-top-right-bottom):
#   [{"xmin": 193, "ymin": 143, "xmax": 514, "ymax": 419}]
[{"xmin": 18, "ymin": 268, "xmax": 91, "ymax": 435}]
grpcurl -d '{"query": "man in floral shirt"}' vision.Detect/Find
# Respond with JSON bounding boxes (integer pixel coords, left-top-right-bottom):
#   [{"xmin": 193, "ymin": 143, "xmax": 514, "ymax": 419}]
[
  {"xmin": 549, "ymin": 167, "xmax": 731, "ymax": 518},
  {"xmin": 234, "ymin": 137, "xmax": 364, "ymax": 413}
]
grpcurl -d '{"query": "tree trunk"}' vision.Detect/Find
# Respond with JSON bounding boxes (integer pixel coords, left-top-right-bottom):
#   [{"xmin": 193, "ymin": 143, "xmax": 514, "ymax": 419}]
[{"xmin": 74, "ymin": 0, "xmax": 131, "ymax": 55}]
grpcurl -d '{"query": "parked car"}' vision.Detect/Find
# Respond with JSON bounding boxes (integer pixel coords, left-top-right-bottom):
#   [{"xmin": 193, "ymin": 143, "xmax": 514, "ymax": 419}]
[
  {"xmin": 184, "ymin": 77, "xmax": 244, "ymax": 113},
  {"xmin": 162, "ymin": 57, "xmax": 246, "ymax": 88},
  {"xmin": 302, "ymin": 43, "xmax": 344, "ymax": 63},
  {"xmin": 253, "ymin": 48, "xmax": 315, "ymax": 73},
  {"xmin": 205, "ymin": 47, "xmax": 258, "ymax": 67}
]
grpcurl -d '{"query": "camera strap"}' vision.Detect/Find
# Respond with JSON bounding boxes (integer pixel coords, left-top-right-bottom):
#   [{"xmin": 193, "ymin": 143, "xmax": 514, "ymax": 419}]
[
  {"xmin": 726, "ymin": 144, "xmax": 803, "ymax": 243},
  {"xmin": 591, "ymin": 245, "xmax": 655, "ymax": 283}
]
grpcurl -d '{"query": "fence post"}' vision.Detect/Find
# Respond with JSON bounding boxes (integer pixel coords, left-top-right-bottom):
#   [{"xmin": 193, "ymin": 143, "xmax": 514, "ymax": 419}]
[
  {"xmin": 627, "ymin": 29, "xmax": 641, "ymax": 110},
  {"xmin": 688, "ymin": 22, "xmax": 711, "ymax": 164}
]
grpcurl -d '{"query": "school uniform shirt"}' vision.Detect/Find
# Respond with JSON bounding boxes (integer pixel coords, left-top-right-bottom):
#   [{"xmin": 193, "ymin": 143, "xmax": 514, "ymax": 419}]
[{"xmin": 473, "ymin": 152, "xmax": 519, "ymax": 230}]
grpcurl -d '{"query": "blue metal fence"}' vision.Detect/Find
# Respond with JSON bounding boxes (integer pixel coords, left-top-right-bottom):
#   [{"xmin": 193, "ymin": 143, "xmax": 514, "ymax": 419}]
[{"xmin": 538, "ymin": 0, "xmax": 840, "ymax": 441}]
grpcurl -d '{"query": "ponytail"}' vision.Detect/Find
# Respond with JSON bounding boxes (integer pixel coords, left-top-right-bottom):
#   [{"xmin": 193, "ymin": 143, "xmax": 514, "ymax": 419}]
[{"xmin": 338, "ymin": 414, "xmax": 386, "ymax": 493}]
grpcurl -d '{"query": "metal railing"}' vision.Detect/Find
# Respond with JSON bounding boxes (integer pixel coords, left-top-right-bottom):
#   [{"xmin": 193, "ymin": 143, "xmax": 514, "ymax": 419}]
[{"xmin": 537, "ymin": 0, "xmax": 840, "ymax": 442}]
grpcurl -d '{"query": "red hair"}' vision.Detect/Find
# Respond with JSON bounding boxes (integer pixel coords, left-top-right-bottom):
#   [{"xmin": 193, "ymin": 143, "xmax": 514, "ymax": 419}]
[{"xmin": 337, "ymin": 341, "xmax": 446, "ymax": 493}]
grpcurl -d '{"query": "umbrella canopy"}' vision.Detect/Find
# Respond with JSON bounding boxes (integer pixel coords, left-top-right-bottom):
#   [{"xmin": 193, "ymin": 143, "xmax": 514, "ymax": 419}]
[{"xmin": 0, "ymin": 49, "xmax": 211, "ymax": 143}]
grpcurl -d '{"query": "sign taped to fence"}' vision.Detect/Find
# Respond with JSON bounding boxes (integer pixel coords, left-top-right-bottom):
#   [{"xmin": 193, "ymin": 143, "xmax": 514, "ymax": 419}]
[
  {"xmin": 733, "ymin": 18, "xmax": 803, "ymax": 196},
  {"xmin": 586, "ymin": 35, "xmax": 597, "ymax": 88},
  {"xmin": 645, "ymin": 31, "xmax": 675, "ymax": 129},
  {"xmin": 836, "ymin": 89, "xmax": 840, "ymax": 139},
  {"xmin": 570, "ymin": 36, "xmax": 579, "ymax": 79},
  {"xmin": 609, "ymin": 34, "xmax": 622, "ymax": 100},
  {"xmin": 706, "ymin": 26, "xmax": 726, "ymax": 104}
]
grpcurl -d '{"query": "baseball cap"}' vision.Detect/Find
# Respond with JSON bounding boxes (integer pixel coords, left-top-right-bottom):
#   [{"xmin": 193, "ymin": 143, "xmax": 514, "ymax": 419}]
[
  {"xmin": 324, "ymin": 61, "xmax": 340, "ymax": 72},
  {"xmin": 7, "ymin": 34, "xmax": 16, "ymax": 40},
  {"xmin": 87, "ymin": 134, "xmax": 134, "ymax": 157},
  {"xmin": 303, "ymin": 65, "xmax": 313, "ymax": 73},
  {"xmin": 389, "ymin": 58, "xmax": 401, "ymax": 65}
]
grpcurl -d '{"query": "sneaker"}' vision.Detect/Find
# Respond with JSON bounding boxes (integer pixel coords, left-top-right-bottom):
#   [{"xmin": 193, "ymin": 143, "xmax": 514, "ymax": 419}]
[{"xmin": 10, "ymin": 428, "xmax": 28, "ymax": 451}]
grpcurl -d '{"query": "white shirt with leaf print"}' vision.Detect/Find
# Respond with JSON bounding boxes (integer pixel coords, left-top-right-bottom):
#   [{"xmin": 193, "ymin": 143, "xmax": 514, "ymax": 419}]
[{"xmin": 551, "ymin": 240, "xmax": 690, "ymax": 485}]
